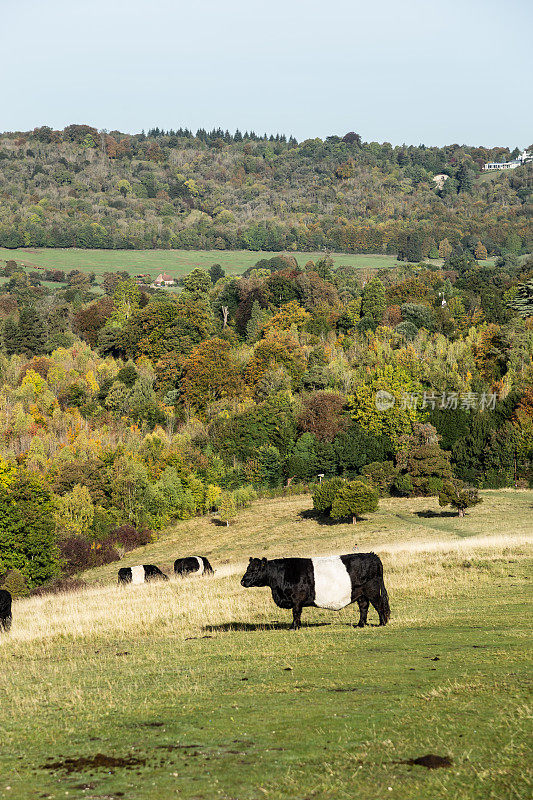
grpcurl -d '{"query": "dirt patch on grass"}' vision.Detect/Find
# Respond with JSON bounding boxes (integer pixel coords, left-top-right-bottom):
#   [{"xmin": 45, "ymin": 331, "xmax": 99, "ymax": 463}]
[
  {"xmin": 397, "ymin": 754, "xmax": 453, "ymax": 769},
  {"xmin": 41, "ymin": 753, "xmax": 146, "ymax": 774}
]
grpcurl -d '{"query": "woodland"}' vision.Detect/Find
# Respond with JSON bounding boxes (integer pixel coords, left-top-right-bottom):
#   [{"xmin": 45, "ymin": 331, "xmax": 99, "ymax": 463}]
[
  {"xmin": 0, "ymin": 125, "xmax": 531, "ymax": 254},
  {"xmin": 0, "ymin": 242, "xmax": 531, "ymax": 594}
]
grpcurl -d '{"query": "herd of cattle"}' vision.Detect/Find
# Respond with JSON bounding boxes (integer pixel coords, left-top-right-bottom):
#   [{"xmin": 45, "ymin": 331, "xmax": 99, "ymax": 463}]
[
  {"xmin": 0, "ymin": 552, "xmax": 390, "ymax": 632},
  {"xmin": 118, "ymin": 556, "xmax": 214, "ymax": 585}
]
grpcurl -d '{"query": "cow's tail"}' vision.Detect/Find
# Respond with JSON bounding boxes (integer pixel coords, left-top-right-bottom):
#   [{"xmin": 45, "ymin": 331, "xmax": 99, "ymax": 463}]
[{"xmin": 378, "ymin": 577, "xmax": 390, "ymax": 624}]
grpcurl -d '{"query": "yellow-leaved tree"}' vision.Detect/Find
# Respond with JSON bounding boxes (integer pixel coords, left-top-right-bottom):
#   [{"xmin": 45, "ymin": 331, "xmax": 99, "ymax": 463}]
[
  {"xmin": 53, "ymin": 484, "xmax": 95, "ymax": 537},
  {"xmin": 347, "ymin": 364, "xmax": 422, "ymax": 446}
]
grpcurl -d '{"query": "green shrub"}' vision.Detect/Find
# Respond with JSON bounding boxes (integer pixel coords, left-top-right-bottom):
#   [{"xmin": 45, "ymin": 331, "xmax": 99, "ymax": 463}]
[
  {"xmin": 330, "ymin": 480, "xmax": 379, "ymax": 524},
  {"xmin": 426, "ymin": 476, "xmax": 444, "ymax": 496},
  {"xmin": 312, "ymin": 477, "xmax": 344, "ymax": 514},
  {"xmin": 234, "ymin": 484, "xmax": 257, "ymax": 509},
  {"xmin": 1, "ymin": 568, "xmax": 29, "ymax": 598},
  {"xmin": 439, "ymin": 480, "xmax": 482, "ymax": 517},
  {"xmin": 394, "ymin": 474, "xmax": 414, "ymax": 496},
  {"xmin": 360, "ymin": 461, "xmax": 398, "ymax": 497}
]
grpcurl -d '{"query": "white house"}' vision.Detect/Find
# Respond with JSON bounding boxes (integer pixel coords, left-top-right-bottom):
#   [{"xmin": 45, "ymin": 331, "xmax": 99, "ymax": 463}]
[
  {"xmin": 150, "ymin": 272, "xmax": 175, "ymax": 288},
  {"xmin": 483, "ymin": 150, "xmax": 532, "ymax": 171}
]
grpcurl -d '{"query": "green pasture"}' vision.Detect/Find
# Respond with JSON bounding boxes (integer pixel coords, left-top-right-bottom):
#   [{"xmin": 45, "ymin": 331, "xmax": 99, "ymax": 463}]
[
  {"xmin": 1, "ymin": 491, "xmax": 531, "ymax": 800},
  {"xmin": 0, "ymin": 248, "xmax": 507, "ymax": 286},
  {"xmin": 0, "ymin": 249, "xmax": 401, "ymax": 280}
]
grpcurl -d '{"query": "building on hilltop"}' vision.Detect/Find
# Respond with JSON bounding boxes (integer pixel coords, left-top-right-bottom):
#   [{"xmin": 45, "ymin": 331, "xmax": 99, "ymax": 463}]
[
  {"xmin": 483, "ymin": 150, "xmax": 532, "ymax": 171},
  {"xmin": 150, "ymin": 272, "xmax": 175, "ymax": 287}
]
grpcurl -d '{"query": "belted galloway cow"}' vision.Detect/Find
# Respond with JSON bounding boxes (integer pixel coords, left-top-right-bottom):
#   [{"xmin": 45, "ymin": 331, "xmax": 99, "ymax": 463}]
[
  {"xmin": 174, "ymin": 557, "xmax": 214, "ymax": 576},
  {"xmin": 118, "ymin": 565, "xmax": 168, "ymax": 585},
  {"xmin": 241, "ymin": 553, "xmax": 389, "ymax": 629}
]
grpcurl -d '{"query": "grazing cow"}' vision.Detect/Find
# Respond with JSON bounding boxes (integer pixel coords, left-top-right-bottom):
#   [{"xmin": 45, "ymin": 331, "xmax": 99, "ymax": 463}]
[
  {"xmin": 0, "ymin": 589, "xmax": 12, "ymax": 632},
  {"xmin": 174, "ymin": 556, "xmax": 214, "ymax": 577},
  {"xmin": 240, "ymin": 553, "xmax": 390, "ymax": 630},
  {"xmin": 118, "ymin": 565, "xmax": 168, "ymax": 585}
]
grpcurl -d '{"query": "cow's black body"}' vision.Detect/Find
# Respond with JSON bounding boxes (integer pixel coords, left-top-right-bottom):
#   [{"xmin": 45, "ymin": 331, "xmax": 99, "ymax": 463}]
[
  {"xmin": 241, "ymin": 553, "xmax": 390, "ymax": 629},
  {"xmin": 0, "ymin": 589, "xmax": 12, "ymax": 632},
  {"xmin": 117, "ymin": 565, "xmax": 168, "ymax": 585},
  {"xmin": 174, "ymin": 557, "xmax": 214, "ymax": 576}
]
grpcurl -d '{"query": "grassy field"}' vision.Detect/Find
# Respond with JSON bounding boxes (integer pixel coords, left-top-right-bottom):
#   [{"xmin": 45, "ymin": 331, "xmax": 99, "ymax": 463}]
[
  {"xmin": 1, "ymin": 490, "xmax": 531, "ymax": 800},
  {"xmin": 0, "ymin": 248, "xmax": 408, "ymax": 281}
]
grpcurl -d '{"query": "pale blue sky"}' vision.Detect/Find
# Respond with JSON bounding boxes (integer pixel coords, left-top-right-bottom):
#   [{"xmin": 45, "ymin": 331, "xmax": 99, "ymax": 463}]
[{"xmin": 1, "ymin": 0, "xmax": 531, "ymax": 146}]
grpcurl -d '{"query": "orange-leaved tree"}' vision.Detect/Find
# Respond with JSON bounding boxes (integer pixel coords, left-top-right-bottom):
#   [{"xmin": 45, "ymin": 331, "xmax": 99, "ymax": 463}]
[{"xmin": 180, "ymin": 338, "xmax": 244, "ymax": 413}]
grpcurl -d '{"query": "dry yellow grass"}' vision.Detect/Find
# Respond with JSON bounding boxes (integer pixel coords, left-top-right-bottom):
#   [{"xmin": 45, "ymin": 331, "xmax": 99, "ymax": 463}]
[
  {"xmin": 81, "ymin": 488, "xmax": 533, "ymax": 586},
  {"xmin": 1, "ymin": 489, "xmax": 530, "ymax": 654},
  {"xmin": 3, "ymin": 533, "xmax": 530, "ymax": 653}
]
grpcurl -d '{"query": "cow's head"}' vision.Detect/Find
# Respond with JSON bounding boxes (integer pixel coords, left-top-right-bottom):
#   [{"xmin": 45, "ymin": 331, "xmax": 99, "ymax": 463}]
[{"xmin": 240, "ymin": 557, "xmax": 268, "ymax": 587}]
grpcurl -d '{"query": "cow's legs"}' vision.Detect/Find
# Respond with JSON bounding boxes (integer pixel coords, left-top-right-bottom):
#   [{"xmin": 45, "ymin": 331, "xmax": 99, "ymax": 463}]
[
  {"xmin": 1, "ymin": 615, "xmax": 11, "ymax": 632},
  {"xmin": 365, "ymin": 579, "xmax": 388, "ymax": 625},
  {"xmin": 290, "ymin": 605, "xmax": 302, "ymax": 630},
  {"xmin": 356, "ymin": 596, "xmax": 369, "ymax": 627}
]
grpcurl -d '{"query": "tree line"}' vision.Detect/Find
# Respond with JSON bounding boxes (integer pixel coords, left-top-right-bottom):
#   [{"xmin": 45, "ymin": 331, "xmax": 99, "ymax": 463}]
[{"xmin": 0, "ymin": 125, "xmax": 530, "ymax": 252}]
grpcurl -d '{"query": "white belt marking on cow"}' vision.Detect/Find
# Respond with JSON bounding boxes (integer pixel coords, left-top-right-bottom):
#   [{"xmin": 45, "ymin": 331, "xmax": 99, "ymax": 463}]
[
  {"xmin": 312, "ymin": 556, "xmax": 352, "ymax": 610},
  {"xmin": 195, "ymin": 557, "xmax": 204, "ymax": 575},
  {"xmin": 130, "ymin": 565, "xmax": 145, "ymax": 585}
]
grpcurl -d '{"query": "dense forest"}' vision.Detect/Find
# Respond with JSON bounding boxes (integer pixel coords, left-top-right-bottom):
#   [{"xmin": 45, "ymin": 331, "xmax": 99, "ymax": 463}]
[
  {"xmin": 0, "ymin": 124, "xmax": 531, "ymax": 253},
  {"xmin": 0, "ymin": 246, "xmax": 532, "ymax": 595}
]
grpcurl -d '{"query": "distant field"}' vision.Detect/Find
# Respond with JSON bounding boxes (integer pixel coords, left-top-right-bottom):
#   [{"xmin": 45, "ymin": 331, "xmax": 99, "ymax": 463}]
[
  {"xmin": 0, "ymin": 249, "xmax": 507, "ymax": 284},
  {"xmin": 1, "ymin": 491, "xmax": 531, "ymax": 800},
  {"xmin": 0, "ymin": 248, "xmax": 402, "ymax": 280}
]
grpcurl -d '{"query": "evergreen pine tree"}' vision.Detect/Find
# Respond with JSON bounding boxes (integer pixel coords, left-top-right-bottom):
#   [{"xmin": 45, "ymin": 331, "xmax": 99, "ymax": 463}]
[
  {"xmin": 3, "ymin": 318, "xmax": 22, "ymax": 356},
  {"xmin": 209, "ymin": 263, "xmax": 225, "ymax": 284},
  {"xmin": 17, "ymin": 308, "xmax": 47, "ymax": 356},
  {"xmin": 456, "ymin": 163, "xmax": 473, "ymax": 193}
]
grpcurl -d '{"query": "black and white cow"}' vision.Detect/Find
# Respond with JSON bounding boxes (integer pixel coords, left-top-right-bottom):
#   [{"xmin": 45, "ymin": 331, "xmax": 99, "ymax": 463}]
[
  {"xmin": 0, "ymin": 589, "xmax": 12, "ymax": 632},
  {"xmin": 240, "ymin": 553, "xmax": 390, "ymax": 629},
  {"xmin": 118, "ymin": 565, "xmax": 168, "ymax": 585},
  {"xmin": 174, "ymin": 557, "xmax": 214, "ymax": 577}
]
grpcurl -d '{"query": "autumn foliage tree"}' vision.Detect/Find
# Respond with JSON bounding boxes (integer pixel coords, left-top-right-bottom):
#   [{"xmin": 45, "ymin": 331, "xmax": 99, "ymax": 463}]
[
  {"xmin": 298, "ymin": 392, "xmax": 348, "ymax": 442},
  {"xmin": 180, "ymin": 337, "xmax": 243, "ymax": 412},
  {"xmin": 73, "ymin": 297, "xmax": 114, "ymax": 346}
]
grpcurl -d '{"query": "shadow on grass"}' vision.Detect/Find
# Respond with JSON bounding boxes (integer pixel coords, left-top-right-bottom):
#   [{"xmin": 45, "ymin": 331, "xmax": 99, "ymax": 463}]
[
  {"xmin": 298, "ymin": 509, "xmax": 368, "ymax": 526},
  {"xmin": 415, "ymin": 510, "xmax": 460, "ymax": 519},
  {"xmin": 204, "ymin": 621, "xmax": 332, "ymax": 633}
]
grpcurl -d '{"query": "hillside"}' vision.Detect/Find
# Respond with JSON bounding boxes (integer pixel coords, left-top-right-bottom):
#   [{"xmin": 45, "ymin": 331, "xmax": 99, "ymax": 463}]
[
  {"xmin": 81, "ymin": 489, "xmax": 533, "ymax": 585},
  {"xmin": 0, "ymin": 125, "xmax": 531, "ymax": 253},
  {"xmin": 1, "ymin": 492, "xmax": 531, "ymax": 800}
]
